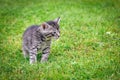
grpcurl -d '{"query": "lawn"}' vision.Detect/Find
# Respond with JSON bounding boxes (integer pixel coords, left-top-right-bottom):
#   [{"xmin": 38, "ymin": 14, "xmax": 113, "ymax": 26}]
[{"xmin": 0, "ymin": 0, "xmax": 120, "ymax": 80}]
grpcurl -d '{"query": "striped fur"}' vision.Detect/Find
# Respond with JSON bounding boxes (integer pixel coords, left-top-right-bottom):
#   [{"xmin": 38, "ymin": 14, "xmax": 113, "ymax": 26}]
[{"xmin": 22, "ymin": 18, "xmax": 60, "ymax": 64}]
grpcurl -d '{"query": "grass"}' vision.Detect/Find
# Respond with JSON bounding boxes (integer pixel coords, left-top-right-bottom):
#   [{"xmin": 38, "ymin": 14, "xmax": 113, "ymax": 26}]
[{"xmin": 0, "ymin": 0, "xmax": 120, "ymax": 80}]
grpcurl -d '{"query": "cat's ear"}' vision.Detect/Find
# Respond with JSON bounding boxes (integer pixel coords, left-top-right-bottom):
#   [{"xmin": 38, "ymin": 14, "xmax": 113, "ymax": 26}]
[
  {"xmin": 54, "ymin": 17, "xmax": 61, "ymax": 24},
  {"xmin": 41, "ymin": 22, "xmax": 49, "ymax": 30}
]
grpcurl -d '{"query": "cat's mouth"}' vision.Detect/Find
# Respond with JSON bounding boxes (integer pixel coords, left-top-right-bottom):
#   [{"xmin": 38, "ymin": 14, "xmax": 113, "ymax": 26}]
[
  {"xmin": 51, "ymin": 33, "xmax": 60, "ymax": 40},
  {"xmin": 54, "ymin": 35, "xmax": 60, "ymax": 40},
  {"xmin": 54, "ymin": 36, "xmax": 59, "ymax": 40}
]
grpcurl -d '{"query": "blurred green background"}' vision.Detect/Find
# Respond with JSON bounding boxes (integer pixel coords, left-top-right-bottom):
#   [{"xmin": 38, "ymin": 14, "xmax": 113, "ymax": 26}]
[{"xmin": 0, "ymin": 0, "xmax": 120, "ymax": 79}]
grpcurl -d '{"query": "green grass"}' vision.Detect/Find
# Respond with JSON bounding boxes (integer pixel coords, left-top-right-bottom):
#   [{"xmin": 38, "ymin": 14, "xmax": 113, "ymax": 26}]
[{"xmin": 0, "ymin": 0, "xmax": 120, "ymax": 80}]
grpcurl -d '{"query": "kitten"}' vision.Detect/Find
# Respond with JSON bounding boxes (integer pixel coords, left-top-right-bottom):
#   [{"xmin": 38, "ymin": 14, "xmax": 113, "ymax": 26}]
[{"xmin": 22, "ymin": 17, "xmax": 60, "ymax": 64}]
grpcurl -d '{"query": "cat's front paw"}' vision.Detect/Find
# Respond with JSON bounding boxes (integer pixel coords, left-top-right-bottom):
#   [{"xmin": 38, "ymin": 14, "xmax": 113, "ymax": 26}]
[{"xmin": 40, "ymin": 58, "xmax": 48, "ymax": 63}]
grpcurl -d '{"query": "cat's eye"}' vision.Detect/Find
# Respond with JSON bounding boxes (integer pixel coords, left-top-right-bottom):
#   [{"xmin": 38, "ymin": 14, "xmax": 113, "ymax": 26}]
[
  {"xmin": 53, "ymin": 32, "xmax": 56, "ymax": 34},
  {"xmin": 51, "ymin": 32, "xmax": 55, "ymax": 36}
]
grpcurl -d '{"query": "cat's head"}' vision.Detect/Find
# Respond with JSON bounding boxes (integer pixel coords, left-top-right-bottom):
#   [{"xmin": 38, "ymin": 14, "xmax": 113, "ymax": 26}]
[{"xmin": 40, "ymin": 17, "xmax": 60, "ymax": 40}]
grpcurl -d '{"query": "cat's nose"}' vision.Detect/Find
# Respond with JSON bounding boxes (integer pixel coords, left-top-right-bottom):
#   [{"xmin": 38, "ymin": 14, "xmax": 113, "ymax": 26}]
[
  {"xmin": 57, "ymin": 34, "xmax": 60, "ymax": 37},
  {"xmin": 56, "ymin": 32, "xmax": 60, "ymax": 37}
]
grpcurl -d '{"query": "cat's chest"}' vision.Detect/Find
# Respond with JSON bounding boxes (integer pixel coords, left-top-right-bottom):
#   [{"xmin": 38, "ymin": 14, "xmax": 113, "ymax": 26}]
[{"xmin": 37, "ymin": 41, "xmax": 50, "ymax": 50}]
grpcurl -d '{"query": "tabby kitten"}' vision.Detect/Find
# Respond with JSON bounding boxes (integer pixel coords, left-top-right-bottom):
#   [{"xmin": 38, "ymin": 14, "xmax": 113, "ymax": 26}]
[{"xmin": 22, "ymin": 17, "xmax": 60, "ymax": 64}]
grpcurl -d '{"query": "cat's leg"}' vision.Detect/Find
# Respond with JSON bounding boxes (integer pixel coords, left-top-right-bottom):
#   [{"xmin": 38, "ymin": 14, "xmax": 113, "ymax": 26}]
[
  {"xmin": 29, "ymin": 48, "xmax": 37, "ymax": 64},
  {"xmin": 22, "ymin": 47, "xmax": 29, "ymax": 58},
  {"xmin": 41, "ymin": 47, "xmax": 50, "ymax": 62}
]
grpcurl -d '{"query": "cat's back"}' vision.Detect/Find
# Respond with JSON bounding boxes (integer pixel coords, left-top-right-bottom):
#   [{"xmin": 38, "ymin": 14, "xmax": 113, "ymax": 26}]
[{"xmin": 23, "ymin": 25, "xmax": 39, "ymax": 38}]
